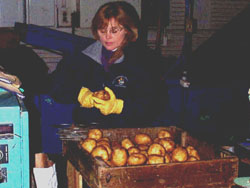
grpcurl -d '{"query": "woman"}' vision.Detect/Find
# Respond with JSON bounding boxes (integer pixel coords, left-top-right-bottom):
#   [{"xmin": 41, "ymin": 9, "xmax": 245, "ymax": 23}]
[{"xmin": 50, "ymin": 1, "xmax": 167, "ymax": 127}]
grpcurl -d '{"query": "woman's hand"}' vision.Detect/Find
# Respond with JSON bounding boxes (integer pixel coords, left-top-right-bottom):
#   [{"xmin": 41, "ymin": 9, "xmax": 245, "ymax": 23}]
[
  {"xmin": 78, "ymin": 87, "xmax": 94, "ymax": 108},
  {"xmin": 93, "ymin": 87, "xmax": 124, "ymax": 115}
]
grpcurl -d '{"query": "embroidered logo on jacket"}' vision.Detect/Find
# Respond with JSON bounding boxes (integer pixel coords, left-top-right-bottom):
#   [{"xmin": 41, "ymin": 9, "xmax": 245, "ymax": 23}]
[{"xmin": 112, "ymin": 76, "xmax": 128, "ymax": 88}]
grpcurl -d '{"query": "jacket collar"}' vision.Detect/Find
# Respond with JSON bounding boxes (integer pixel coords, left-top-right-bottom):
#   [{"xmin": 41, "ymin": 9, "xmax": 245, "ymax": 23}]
[{"xmin": 82, "ymin": 41, "xmax": 124, "ymax": 65}]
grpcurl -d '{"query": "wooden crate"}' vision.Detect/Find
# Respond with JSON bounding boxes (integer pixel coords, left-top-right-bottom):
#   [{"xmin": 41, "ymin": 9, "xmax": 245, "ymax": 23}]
[{"xmin": 63, "ymin": 126, "xmax": 239, "ymax": 188}]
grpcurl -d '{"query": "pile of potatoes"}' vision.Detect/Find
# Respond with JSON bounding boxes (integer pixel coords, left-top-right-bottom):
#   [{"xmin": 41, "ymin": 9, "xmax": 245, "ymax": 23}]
[{"xmin": 80, "ymin": 128, "xmax": 200, "ymax": 167}]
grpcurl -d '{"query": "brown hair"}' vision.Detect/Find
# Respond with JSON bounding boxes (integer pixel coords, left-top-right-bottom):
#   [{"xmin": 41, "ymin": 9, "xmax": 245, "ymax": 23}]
[{"xmin": 91, "ymin": 1, "xmax": 140, "ymax": 63}]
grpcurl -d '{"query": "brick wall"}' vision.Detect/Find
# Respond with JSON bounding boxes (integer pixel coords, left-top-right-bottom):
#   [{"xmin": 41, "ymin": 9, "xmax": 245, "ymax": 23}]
[{"xmin": 160, "ymin": 0, "xmax": 250, "ymax": 57}]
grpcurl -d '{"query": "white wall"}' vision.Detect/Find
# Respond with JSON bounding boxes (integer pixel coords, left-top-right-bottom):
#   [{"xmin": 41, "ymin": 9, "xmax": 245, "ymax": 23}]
[
  {"xmin": 27, "ymin": 0, "xmax": 56, "ymax": 26},
  {"xmin": 0, "ymin": 0, "xmax": 24, "ymax": 27}
]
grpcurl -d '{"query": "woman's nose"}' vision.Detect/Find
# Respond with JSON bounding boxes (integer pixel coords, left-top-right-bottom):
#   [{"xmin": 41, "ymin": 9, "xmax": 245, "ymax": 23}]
[{"xmin": 105, "ymin": 31, "xmax": 112, "ymax": 39}]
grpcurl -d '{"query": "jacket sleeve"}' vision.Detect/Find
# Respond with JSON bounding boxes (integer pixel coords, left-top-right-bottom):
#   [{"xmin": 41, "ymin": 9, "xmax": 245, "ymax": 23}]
[{"xmin": 49, "ymin": 53, "xmax": 89, "ymax": 104}]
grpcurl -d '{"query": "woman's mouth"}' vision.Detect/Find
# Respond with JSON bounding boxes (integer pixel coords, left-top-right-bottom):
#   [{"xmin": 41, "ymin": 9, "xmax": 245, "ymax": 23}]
[{"xmin": 105, "ymin": 42, "xmax": 113, "ymax": 46}]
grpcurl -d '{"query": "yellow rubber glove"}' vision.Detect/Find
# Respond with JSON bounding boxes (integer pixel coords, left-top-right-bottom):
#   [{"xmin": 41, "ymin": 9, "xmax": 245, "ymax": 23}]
[
  {"xmin": 77, "ymin": 87, "xmax": 94, "ymax": 108},
  {"xmin": 93, "ymin": 87, "xmax": 124, "ymax": 115}
]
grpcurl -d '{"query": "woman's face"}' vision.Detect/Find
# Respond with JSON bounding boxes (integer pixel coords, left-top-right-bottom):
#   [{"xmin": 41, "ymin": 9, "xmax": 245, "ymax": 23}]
[{"xmin": 97, "ymin": 18, "xmax": 126, "ymax": 51}]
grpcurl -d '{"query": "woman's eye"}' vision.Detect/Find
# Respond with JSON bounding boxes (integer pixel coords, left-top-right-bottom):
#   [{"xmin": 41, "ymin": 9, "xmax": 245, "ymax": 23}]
[
  {"xmin": 100, "ymin": 29, "xmax": 106, "ymax": 33},
  {"xmin": 111, "ymin": 29, "xmax": 118, "ymax": 34}
]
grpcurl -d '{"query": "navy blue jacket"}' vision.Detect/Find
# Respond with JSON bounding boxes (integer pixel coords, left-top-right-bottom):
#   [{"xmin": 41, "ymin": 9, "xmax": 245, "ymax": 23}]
[{"xmin": 50, "ymin": 41, "xmax": 167, "ymax": 127}]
